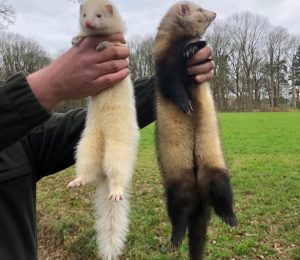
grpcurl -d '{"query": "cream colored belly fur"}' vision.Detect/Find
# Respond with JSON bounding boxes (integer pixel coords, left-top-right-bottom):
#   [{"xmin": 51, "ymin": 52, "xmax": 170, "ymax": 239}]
[
  {"xmin": 68, "ymin": 75, "xmax": 139, "ymax": 200},
  {"xmin": 156, "ymin": 81, "xmax": 226, "ymax": 184}
]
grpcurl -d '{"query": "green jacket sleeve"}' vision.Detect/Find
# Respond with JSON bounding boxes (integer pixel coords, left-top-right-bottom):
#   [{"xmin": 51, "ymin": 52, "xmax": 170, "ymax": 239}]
[
  {"xmin": 0, "ymin": 72, "xmax": 51, "ymax": 152},
  {"xmin": 134, "ymin": 75, "xmax": 156, "ymax": 128},
  {"xmin": 24, "ymin": 109, "xmax": 86, "ymax": 180}
]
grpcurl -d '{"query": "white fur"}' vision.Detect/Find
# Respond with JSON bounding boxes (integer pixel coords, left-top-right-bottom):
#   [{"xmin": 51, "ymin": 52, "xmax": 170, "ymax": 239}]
[
  {"xmin": 68, "ymin": 0, "xmax": 139, "ymax": 259},
  {"xmin": 69, "ymin": 77, "xmax": 139, "ymax": 194},
  {"xmin": 95, "ymin": 181, "xmax": 129, "ymax": 260},
  {"xmin": 80, "ymin": 0, "xmax": 125, "ymax": 36}
]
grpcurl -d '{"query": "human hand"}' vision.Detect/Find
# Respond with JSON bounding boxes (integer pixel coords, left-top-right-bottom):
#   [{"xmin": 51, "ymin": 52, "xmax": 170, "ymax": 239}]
[
  {"xmin": 27, "ymin": 33, "xmax": 129, "ymax": 111},
  {"xmin": 186, "ymin": 44, "xmax": 214, "ymax": 83}
]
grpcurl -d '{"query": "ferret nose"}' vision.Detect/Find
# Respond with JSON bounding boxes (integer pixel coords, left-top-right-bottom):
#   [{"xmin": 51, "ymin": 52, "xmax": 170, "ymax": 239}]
[
  {"xmin": 212, "ymin": 12, "xmax": 217, "ymax": 18},
  {"xmin": 85, "ymin": 21, "xmax": 93, "ymax": 29}
]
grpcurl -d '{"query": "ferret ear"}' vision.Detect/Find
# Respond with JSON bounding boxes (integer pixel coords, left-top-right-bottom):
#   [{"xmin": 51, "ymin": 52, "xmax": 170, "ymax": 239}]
[
  {"xmin": 178, "ymin": 4, "xmax": 191, "ymax": 16},
  {"xmin": 105, "ymin": 4, "xmax": 114, "ymax": 15}
]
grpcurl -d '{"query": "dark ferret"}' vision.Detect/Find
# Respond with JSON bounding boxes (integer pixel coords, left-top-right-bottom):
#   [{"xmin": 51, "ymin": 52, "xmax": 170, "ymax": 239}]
[{"xmin": 154, "ymin": 2, "xmax": 237, "ymax": 259}]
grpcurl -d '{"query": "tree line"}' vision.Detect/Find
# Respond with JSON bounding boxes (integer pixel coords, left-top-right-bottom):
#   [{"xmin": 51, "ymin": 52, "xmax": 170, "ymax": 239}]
[
  {"xmin": 208, "ymin": 12, "xmax": 300, "ymax": 111},
  {"xmin": 1, "ymin": 2, "xmax": 299, "ymax": 112}
]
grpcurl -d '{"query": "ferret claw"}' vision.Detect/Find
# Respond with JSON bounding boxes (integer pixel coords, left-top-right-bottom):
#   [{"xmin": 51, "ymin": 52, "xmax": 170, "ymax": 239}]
[
  {"xmin": 179, "ymin": 100, "xmax": 193, "ymax": 115},
  {"xmin": 72, "ymin": 36, "xmax": 84, "ymax": 46},
  {"xmin": 109, "ymin": 193, "xmax": 123, "ymax": 201}
]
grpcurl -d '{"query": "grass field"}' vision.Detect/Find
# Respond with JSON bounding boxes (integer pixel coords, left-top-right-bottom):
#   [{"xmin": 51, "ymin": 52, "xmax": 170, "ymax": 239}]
[{"xmin": 37, "ymin": 112, "xmax": 300, "ymax": 260}]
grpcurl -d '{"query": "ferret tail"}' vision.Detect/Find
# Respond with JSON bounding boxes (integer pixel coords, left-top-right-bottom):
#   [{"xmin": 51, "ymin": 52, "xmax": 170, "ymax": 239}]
[
  {"xmin": 94, "ymin": 181, "xmax": 129, "ymax": 260},
  {"xmin": 188, "ymin": 203, "xmax": 211, "ymax": 260}
]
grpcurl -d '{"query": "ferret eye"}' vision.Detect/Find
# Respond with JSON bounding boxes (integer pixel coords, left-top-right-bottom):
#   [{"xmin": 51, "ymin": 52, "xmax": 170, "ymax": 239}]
[
  {"xmin": 83, "ymin": 13, "xmax": 86, "ymax": 18},
  {"xmin": 97, "ymin": 14, "xmax": 102, "ymax": 18},
  {"xmin": 198, "ymin": 8, "xmax": 204, "ymax": 12}
]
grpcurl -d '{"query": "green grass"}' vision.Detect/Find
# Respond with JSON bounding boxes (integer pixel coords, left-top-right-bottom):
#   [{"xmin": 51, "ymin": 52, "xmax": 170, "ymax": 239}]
[{"xmin": 37, "ymin": 112, "xmax": 300, "ymax": 259}]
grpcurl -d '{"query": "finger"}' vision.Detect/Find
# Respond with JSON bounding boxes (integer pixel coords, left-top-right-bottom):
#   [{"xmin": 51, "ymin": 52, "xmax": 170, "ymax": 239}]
[
  {"xmin": 187, "ymin": 45, "xmax": 213, "ymax": 66},
  {"xmin": 94, "ymin": 45, "xmax": 129, "ymax": 63},
  {"xmin": 187, "ymin": 60, "xmax": 215, "ymax": 75},
  {"xmin": 92, "ymin": 59, "xmax": 129, "ymax": 79},
  {"xmin": 92, "ymin": 68, "xmax": 130, "ymax": 93},
  {"xmin": 194, "ymin": 72, "xmax": 213, "ymax": 84},
  {"xmin": 80, "ymin": 33, "xmax": 126, "ymax": 49}
]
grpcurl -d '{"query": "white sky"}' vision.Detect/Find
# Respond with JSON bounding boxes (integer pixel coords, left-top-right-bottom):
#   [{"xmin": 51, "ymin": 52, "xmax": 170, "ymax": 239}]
[{"xmin": 7, "ymin": 0, "xmax": 300, "ymax": 57}]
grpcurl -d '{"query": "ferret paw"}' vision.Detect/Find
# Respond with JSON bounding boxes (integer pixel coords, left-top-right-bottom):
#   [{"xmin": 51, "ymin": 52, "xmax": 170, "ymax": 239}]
[
  {"xmin": 178, "ymin": 99, "xmax": 193, "ymax": 115},
  {"xmin": 206, "ymin": 168, "xmax": 238, "ymax": 227},
  {"xmin": 221, "ymin": 213, "xmax": 238, "ymax": 227},
  {"xmin": 72, "ymin": 36, "xmax": 84, "ymax": 46},
  {"xmin": 108, "ymin": 192, "xmax": 124, "ymax": 201},
  {"xmin": 67, "ymin": 177, "xmax": 86, "ymax": 188},
  {"xmin": 183, "ymin": 41, "xmax": 207, "ymax": 60},
  {"xmin": 96, "ymin": 41, "xmax": 112, "ymax": 51},
  {"xmin": 171, "ymin": 230, "xmax": 185, "ymax": 248},
  {"xmin": 96, "ymin": 41, "xmax": 125, "ymax": 51},
  {"xmin": 168, "ymin": 244, "xmax": 178, "ymax": 253}
]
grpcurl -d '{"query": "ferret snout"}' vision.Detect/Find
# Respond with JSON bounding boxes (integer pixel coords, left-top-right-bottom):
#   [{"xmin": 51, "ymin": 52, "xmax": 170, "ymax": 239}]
[
  {"xmin": 85, "ymin": 21, "xmax": 94, "ymax": 29},
  {"xmin": 208, "ymin": 11, "xmax": 216, "ymax": 20},
  {"xmin": 206, "ymin": 11, "xmax": 216, "ymax": 22}
]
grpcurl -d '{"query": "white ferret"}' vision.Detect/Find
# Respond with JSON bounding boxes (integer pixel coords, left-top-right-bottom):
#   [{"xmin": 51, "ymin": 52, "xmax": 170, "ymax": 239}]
[{"xmin": 67, "ymin": 0, "xmax": 139, "ymax": 259}]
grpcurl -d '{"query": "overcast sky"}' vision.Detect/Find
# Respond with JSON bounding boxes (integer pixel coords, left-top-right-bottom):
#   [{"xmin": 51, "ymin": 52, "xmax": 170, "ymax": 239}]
[{"xmin": 8, "ymin": 0, "xmax": 300, "ymax": 57}]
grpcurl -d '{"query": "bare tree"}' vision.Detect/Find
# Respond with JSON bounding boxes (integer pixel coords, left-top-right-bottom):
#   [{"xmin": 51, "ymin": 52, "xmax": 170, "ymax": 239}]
[
  {"xmin": 285, "ymin": 36, "xmax": 300, "ymax": 109},
  {"xmin": 0, "ymin": 0, "xmax": 15, "ymax": 29},
  {"xmin": 128, "ymin": 36, "xmax": 155, "ymax": 82},
  {"xmin": 290, "ymin": 45, "xmax": 300, "ymax": 108},
  {"xmin": 207, "ymin": 21, "xmax": 232, "ymax": 110},
  {"xmin": 227, "ymin": 12, "xmax": 270, "ymax": 110},
  {"xmin": 0, "ymin": 32, "xmax": 51, "ymax": 79},
  {"xmin": 264, "ymin": 26, "xmax": 291, "ymax": 108}
]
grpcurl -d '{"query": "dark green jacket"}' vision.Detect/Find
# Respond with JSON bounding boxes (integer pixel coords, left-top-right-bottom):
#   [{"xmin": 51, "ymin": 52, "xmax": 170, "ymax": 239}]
[{"xmin": 0, "ymin": 72, "xmax": 156, "ymax": 260}]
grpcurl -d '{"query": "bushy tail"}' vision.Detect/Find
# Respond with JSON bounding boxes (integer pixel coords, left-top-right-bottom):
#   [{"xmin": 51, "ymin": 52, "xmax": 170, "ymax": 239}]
[{"xmin": 94, "ymin": 181, "xmax": 129, "ymax": 260}]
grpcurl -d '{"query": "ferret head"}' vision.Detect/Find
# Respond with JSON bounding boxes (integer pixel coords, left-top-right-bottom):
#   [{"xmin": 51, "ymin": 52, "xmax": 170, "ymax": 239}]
[
  {"xmin": 163, "ymin": 1, "xmax": 216, "ymax": 38},
  {"xmin": 79, "ymin": 0, "xmax": 125, "ymax": 35}
]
